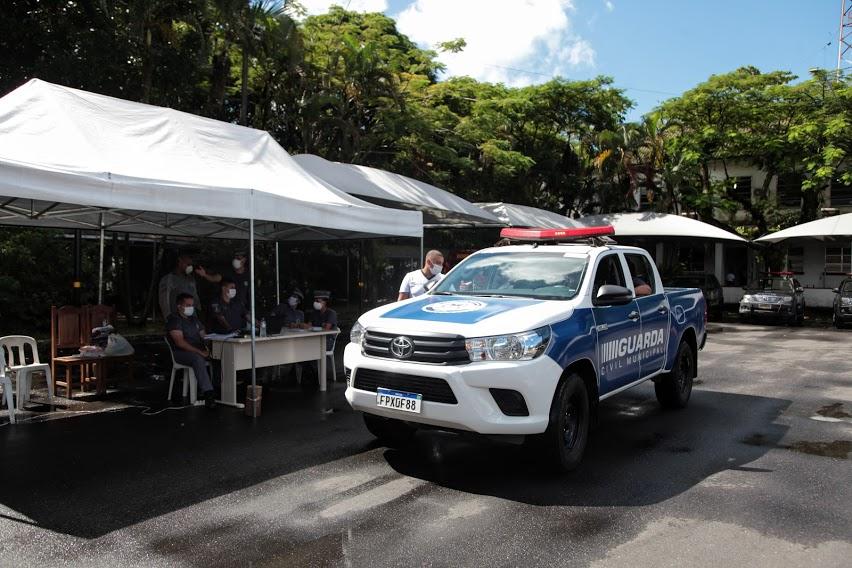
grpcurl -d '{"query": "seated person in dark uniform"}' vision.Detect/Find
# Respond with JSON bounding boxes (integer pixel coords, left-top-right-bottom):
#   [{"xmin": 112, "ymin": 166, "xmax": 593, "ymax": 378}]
[
  {"xmin": 308, "ymin": 290, "xmax": 338, "ymax": 349},
  {"xmin": 270, "ymin": 288, "xmax": 306, "ymax": 329},
  {"xmin": 166, "ymin": 293, "xmax": 215, "ymax": 408},
  {"xmin": 209, "ymin": 279, "xmax": 250, "ymax": 334}
]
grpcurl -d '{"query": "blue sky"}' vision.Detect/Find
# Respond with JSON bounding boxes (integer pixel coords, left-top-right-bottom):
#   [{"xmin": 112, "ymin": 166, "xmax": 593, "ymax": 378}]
[{"xmin": 302, "ymin": 1, "xmax": 843, "ymax": 121}]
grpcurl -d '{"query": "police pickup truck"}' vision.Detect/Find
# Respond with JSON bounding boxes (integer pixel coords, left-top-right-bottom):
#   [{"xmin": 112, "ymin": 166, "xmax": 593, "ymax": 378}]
[{"xmin": 345, "ymin": 226, "xmax": 707, "ymax": 470}]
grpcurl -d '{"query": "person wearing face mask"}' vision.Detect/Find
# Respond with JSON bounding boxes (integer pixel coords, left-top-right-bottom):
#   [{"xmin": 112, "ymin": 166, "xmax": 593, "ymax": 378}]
[
  {"xmin": 270, "ymin": 288, "xmax": 305, "ymax": 329},
  {"xmin": 166, "ymin": 293, "xmax": 216, "ymax": 407},
  {"xmin": 158, "ymin": 253, "xmax": 204, "ymax": 320},
  {"xmin": 397, "ymin": 250, "xmax": 446, "ymax": 301},
  {"xmin": 209, "ymin": 279, "xmax": 251, "ymax": 334},
  {"xmin": 308, "ymin": 290, "xmax": 338, "ymax": 336}
]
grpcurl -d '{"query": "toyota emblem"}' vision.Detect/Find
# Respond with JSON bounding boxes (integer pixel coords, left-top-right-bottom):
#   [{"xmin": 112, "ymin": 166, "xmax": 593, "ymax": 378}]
[{"xmin": 389, "ymin": 336, "xmax": 414, "ymax": 359}]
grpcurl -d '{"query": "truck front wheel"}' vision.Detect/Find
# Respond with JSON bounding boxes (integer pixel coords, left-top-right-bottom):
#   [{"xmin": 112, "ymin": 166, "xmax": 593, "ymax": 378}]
[
  {"xmin": 544, "ymin": 373, "xmax": 590, "ymax": 472},
  {"xmin": 655, "ymin": 340, "xmax": 694, "ymax": 409},
  {"xmin": 362, "ymin": 413, "xmax": 417, "ymax": 447}
]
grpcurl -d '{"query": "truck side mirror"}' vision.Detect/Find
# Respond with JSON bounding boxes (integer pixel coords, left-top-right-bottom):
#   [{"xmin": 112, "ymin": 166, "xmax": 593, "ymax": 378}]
[
  {"xmin": 795, "ymin": 287, "xmax": 804, "ymax": 293},
  {"xmin": 833, "ymin": 288, "xmax": 840, "ymax": 294},
  {"xmin": 595, "ymin": 285, "xmax": 634, "ymax": 306}
]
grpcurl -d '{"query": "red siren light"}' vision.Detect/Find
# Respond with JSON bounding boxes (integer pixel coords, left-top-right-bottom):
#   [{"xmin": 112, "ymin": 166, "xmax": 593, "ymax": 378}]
[{"xmin": 499, "ymin": 225, "xmax": 615, "ymax": 241}]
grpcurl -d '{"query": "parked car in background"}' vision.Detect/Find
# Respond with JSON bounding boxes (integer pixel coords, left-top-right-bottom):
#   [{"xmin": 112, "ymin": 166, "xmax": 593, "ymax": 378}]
[
  {"xmin": 665, "ymin": 273, "xmax": 724, "ymax": 320},
  {"xmin": 832, "ymin": 278, "xmax": 852, "ymax": 328},
  {"xmin": 739, "ymin": 273, "xmax": 805, "ymax": 326}
]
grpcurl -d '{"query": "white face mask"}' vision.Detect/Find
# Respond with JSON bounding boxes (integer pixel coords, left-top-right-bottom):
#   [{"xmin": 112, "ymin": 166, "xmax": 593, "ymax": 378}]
[
  {"xmin": 232, "ymin": 258, "xmax": 243, "ymax": 270},
  {"xmin": 430, "ymin": 263, "xmax": 443, "ymax": 277},
  {"xmin": 182, "ymin": 306, "xmax": 195, "ymax": 317},
  {"xmin": 313, "ymin": 301, "xmax": 323, "ymax": 311},
  {"xmin": 288, "ymin": 297, "xmax": 299, "ymax": 307},
  {"xmin": 227, "ymin": 288, "xmax": 237, "ymax": 299},
  {"xmin": 184, "ymin": 265, "xmax": 194, "ymax": 275}
]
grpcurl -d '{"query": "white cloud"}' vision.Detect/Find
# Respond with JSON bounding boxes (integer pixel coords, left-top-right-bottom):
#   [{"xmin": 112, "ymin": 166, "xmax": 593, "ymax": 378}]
[
  {"xmin": 395, "ymin": 0, "xmax": 595, "ymax": 86},
  {"xmin": 605, "ymin": 0, "xmax": 615, "ymax": 12},
  {"xmin": 299, "ymin": 0, "xmax": 388, "ymax": 16}
]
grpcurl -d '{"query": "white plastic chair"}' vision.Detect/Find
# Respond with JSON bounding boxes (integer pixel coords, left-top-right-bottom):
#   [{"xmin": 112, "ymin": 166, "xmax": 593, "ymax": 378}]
[
  {"xmin": 0, "ymin": 347, "xmax": 15, "ymax": 424},
  {"xmin": 164, "ymin": 338, "xmax": 210, "ymax": 406},
  {"xmin": 0, "ymin": 335, "xmax": 53, "ymax": 410},
  {"xmin": 326, "ymin": 331, "xmax": 340, "ymax": 382}
]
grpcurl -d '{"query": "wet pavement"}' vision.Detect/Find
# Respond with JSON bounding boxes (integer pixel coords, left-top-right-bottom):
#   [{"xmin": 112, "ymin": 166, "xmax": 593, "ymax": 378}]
[{"xmin": 1, "ymin": 324, "xmax": 851, "ymax": 567}]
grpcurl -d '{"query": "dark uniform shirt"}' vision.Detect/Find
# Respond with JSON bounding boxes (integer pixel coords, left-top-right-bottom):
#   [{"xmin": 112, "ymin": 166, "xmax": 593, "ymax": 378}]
[
  {"xmin": 310, "ymin": 308, "xmax": 338, "ymax": 329},
  {"xmin": 271, "ymin": 304, "xmax": 304, "ymax": 325},
  {"xmin": 209, "ymin": 299, "xmax": 248, "ymax": 334},
  {"xmin": 166, "ymin": 313, "xmax": 205, "ymax": 350}
]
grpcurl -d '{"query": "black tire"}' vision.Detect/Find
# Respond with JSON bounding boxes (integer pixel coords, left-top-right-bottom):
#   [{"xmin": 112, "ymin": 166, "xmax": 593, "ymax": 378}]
[
  {"xmin": 362, "ymin": 413, "xmax": 416, "ymax": 447},
  {"xmin": 543, "ymin": 373, "xmax": 590, "ymax": 472},
  {"xmin": 655, "ymin": 341, "xmax": 694, "ymax": 409},
  {"xmin": 834, "ymin": 312, "xmax": 844, "ymax": 329}
]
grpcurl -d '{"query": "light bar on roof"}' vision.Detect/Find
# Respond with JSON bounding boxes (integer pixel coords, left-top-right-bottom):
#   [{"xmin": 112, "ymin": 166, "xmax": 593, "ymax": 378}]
[{"xmin": 500, "ymin": 226, "xmax": 615, "ymax": 241}]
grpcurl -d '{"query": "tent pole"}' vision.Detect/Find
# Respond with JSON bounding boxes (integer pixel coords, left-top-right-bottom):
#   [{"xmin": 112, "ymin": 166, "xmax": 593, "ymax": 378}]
[
  {"xmin": 97, "ymin": 214, "xmax": 105, "ymax": 305},
  {"xmin": 275, "ymin": 241, "xmax": 280, "ymax": 305},
  {"xmin": 420, "ymin": 235, "xmax": 424, "ymax": 266},
  {"xmin": 249, "ymin": 215, "xmax": 257, "ymax": 418}
]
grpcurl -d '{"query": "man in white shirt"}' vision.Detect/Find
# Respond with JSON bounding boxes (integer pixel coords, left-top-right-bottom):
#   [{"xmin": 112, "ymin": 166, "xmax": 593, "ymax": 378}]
[{"xmin": 398, "ymin": 250, "xmax": 446, "ymax": 301}]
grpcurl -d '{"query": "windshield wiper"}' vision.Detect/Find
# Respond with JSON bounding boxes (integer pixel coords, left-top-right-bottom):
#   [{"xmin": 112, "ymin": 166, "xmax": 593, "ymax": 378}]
[{"xmin": 431, "ymin": 291, "xmax": 455, "ymax": 295}]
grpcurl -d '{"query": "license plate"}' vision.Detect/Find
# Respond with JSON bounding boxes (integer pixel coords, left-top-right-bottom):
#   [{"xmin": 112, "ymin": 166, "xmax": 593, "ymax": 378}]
[
  {"xmin": 758, "ymin": 303, "xmax": 773, "ymax": 310},
  {"xmin": 376, "ymin": 387, "xmax": 422, "ymax": 414}
]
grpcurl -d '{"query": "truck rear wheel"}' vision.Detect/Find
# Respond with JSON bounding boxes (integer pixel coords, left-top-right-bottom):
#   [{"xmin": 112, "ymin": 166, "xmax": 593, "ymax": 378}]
[
  {"xmin": 362, "ymin": 413, "xmax": 417, "ymax": 447},
  {"xmin": 544, "ymin": 373, "xmax": 590, "ymax": 472},
  {"xmin": 655, "ymin": 340, "xmax": 694, "ymax": 409}
]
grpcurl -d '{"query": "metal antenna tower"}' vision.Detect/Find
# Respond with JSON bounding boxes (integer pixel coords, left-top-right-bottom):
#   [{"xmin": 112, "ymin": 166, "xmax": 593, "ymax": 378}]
[{"xmin": 838, "ymin": 0, "xmax": 852, "ymax": 77}]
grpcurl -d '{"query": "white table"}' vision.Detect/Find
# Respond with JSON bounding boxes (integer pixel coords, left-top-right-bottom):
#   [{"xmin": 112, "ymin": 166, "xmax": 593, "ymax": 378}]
[{"xmin": 208, "ymin": 329, "xmax": 339, "ymax": 408}]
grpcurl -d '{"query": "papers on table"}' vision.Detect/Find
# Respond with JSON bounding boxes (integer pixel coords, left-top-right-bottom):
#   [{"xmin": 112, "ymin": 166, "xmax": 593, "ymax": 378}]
[{"xmin": 205, "ymin": 332, "xmax": 238, "ymax": 340}]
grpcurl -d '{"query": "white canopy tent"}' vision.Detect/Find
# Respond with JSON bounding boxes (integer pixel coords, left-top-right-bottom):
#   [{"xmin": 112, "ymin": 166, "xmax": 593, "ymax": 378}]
[
  {"xmin": 0, "ymin": 79, "xmax": 423, "ymax": 413},
  {"xmin": 475, "ymin": 202, "xmax": 578, "ymax": 229},
  {"xmin": 575, "ymin": 212, "xmax": 747, "ymax": 242},
  {"xmin": 755, "ymin": 213, "xmax": 852, "ymax": 242},
  {"xmin": 293, "ymin": 154, "xmax": 499, "ymax": 228}
]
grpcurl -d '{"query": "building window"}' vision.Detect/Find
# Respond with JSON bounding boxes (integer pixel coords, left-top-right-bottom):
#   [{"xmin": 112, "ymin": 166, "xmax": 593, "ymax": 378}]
[
  {"xmin": 825, "ymin": 246, "xmax": 852, "ymax": 274},
  {"xmin": 830, "ymin": 178, "xmax": 852, "ymax": 206},
  {"xmin": 786, "ymin": 247, "xmax": 804, "ymax": 274},
  {"xmin": 776, "ymin": 173, "xmax": 802, "ymax": 207},
  {"xmin": 730, "ymin": 176, "xmax": 752, "ymax": 203}
]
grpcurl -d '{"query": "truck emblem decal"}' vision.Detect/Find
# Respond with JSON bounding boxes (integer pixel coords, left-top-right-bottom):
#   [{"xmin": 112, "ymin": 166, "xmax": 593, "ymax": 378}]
[
  {"xmin": 389, "ymin": 336, "xmax": 414, "ymax": 359},
  {"xmin": 422, "ymin": 300, "xmax": 487, "ymax": 314}
]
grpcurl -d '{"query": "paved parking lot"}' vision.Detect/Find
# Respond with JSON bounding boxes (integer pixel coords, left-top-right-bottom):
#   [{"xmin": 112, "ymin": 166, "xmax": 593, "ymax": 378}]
[{"xmin": 1, "ymin": 324, "xmax": 851, "ymax": 567}]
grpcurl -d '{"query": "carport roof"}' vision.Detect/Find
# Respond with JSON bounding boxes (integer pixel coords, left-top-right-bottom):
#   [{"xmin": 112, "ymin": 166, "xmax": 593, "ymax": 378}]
[
  {"xmin": 755, "ymin": 212, "xmax": 852, "ymax": 243},
  {"xmin": 575, "ymin": 212, "xmax": 748, "ymax": 242}
]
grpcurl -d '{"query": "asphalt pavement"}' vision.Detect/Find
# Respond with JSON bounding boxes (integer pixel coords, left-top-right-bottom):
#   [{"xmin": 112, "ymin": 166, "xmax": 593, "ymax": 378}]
[{"xmin": 0, "ymin": 323, "xmax": 850, "ymax": 567}]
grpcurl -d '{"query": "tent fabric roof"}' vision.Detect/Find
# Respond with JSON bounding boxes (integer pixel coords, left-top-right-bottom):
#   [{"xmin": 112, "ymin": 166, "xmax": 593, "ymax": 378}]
[
  {"xmin": 293, "ymin": 154, "xmax": 499, "ymax": 227},
  {"xmin": 0, "ymin": 79, "xmax": 422, "ymax": 240},
  {"xmin": 475, "ymin": 202, "xmax": 577, "ymax": 229},
  {"xmin": 755, "ymin": 213, "xmax": 852, "ymax": 243},
  {"xmin": 575, "ymin": 212, "xmax": 747, "ymax": 242}
]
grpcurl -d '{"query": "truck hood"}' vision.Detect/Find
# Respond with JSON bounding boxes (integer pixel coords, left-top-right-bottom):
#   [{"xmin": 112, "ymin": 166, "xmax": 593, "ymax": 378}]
[{"xmin": 358, "ymin": 294, "xmax": 573, "ymax": 336}]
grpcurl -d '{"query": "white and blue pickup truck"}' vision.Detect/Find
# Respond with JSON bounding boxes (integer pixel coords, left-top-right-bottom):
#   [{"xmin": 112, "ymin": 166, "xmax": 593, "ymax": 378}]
[{"xmin": 345, "ymin": 226, "xmax": 707, "ymax": 470}]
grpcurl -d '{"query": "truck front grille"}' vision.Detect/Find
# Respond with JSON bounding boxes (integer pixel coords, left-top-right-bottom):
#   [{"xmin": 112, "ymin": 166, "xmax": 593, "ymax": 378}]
[
  {"xmin": 363, "ymin": 329, "xmax": 470, "ymax": 365},
  {"xmin": 353, "ymin": 368, "xmax": 458, "ymax": 404}
]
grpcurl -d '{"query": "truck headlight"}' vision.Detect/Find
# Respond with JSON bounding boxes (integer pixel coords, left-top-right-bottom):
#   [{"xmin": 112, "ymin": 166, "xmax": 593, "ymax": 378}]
[
  {"xmin": 781, "ymin": 297, "xmax": 793, "ymax": 304},
  {"xmin": 350, "ymin": 321, "xmax": 365, "ymax": 345},
  {"xmin": 741, "ymin": 294, "xmax": 754, "ymax": 303},
  {"xmin": 465, "ymin": 326, "xmax": 551, "ymax": 362},
  {"xmin": 842, "ymin": 297, "xmax": 852, "ymax": 307}
]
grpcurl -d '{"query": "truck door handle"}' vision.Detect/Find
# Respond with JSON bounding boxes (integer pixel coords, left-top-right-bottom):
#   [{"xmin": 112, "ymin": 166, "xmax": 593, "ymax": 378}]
[
  {"xmin": 628, "ymin": 311, "xmax": 640, "ymax": 321},
  {"xmin": 657, "ymin": 306, "xmax": 668, "ymax": 315}
]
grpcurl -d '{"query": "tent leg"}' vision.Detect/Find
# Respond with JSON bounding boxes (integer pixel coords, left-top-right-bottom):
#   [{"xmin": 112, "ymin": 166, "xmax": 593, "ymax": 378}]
[
  {"xmin": 249, "ymin": 217, "xmax": 257, "ymax": 418},
  {"xmin": 420, "ymin": 236, "xmax": 424, "ymax": 266},
  {"xmin": 275, "ymin": 241, "xmax": 280, "ymax": 306},
  {"xmin": 98, "ymin": 216, "xmax": 105, "ymax": 305}
]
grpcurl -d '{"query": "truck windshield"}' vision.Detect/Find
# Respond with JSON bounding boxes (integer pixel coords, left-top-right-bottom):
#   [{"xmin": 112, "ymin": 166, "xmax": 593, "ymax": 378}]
[{"xmin": 432, "ymin": 252, "xmax": 587, "ymax": 300}]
